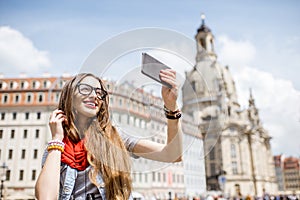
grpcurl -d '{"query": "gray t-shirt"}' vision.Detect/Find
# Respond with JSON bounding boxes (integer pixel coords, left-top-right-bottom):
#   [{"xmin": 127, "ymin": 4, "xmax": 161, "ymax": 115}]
[
  {"xmin": 66, "ymin": 166, "xmax": 101, "ymax": 200},
  {"xmin": 118, "ymin": 129, "xmax": 139, "ymax": 158},
  {"xmin": 59, "ymin": 129, "xmax": 139, "ymax": 199}
]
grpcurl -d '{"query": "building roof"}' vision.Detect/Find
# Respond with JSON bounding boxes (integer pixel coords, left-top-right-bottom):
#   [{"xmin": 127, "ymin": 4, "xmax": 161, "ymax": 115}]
[
  {"xmin": 197, "ymin": 14, "xmax": 212, "ymax": 33},
  {"xmin": 197, "ymin": 24, "xmax": 212, "ymax": 33}
]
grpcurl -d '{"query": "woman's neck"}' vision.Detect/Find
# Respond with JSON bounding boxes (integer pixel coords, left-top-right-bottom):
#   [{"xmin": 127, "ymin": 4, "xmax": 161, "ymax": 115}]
[{"xmin": 76, "ymin": 117, "xmax": 90, "ymax": 138}]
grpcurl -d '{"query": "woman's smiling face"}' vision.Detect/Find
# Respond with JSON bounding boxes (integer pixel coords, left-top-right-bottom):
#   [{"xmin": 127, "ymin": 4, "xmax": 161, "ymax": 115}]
[{"xmin": 72, "ymin": 76, "xmax": 104, "ymax": 122}]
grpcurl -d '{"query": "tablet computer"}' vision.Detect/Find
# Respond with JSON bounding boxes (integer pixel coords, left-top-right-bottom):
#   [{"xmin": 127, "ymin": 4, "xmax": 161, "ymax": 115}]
[{"xmin": 141, "ymin": 53, "xmax": 172, "ymax": 88}]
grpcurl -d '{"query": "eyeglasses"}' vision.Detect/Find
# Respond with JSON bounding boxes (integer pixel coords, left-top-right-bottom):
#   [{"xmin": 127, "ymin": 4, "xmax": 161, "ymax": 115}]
[{"xmin": 77, "ymin": 83, "xmax": 107, "ymax": 100}]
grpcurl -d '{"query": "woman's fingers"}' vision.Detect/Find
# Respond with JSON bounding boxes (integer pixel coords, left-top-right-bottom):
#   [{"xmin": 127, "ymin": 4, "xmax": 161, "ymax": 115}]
[
  {"xmin": 160, "ymin": 69, "xmax": 177, "ymax": 88},
  {"xmin": 50, "ymin": 110, "xmax": 65, "ymax": 121},
  {"xmin": 160, "ymin": 69, "xmax": 179, "ymax": 111},
  {"xmin": 160, "ymin": 69, "xmax": 176, "ymax": 79},
  {"xmin": 49, "ymin": 109, "xmax": 66, "ymax": 140}
]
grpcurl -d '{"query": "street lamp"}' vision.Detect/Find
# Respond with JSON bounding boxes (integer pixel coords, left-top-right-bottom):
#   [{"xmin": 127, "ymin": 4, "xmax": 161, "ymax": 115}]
[{"xmin": 0, "ymin": 162, "xmax": 8, "ymax": 200}]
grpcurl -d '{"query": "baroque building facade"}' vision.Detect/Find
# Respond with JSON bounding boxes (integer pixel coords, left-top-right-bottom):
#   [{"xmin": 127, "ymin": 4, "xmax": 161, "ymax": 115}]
[
  {"xmin": 283, "ymin": 156, "xmax": 300, "ymax": 192},
  {"xmin": 181, "ymin": 16, "xmax": 278, "ymax": 197},
  {"xmin": 0, "ymin": 74, "xmax": 205, "ymax": 199},
  {"xmin": 274, "ymin": 154, "xmax": 300, "ymax": 193}
]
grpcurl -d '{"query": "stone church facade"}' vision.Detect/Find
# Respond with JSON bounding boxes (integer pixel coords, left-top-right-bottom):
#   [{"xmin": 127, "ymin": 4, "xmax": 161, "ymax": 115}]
[{"xmin": 181, "ymin": 15, "xmax": 278, "ymax": 197}]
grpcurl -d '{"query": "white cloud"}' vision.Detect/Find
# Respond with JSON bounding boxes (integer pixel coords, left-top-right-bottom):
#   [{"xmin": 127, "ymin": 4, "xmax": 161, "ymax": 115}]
[
  {"xmin": 0, "ymin": 26, "xmax": 51, "ymax": 75},
  {"xmin": 216, "ymin": 35, "xmax": 256, "ymax": 69},
  {"xmin": 218, "ymin": 35, "xmax": 300, "ymax": 157},
  {"xmin": 234, "ymin": 67, "xmax": 300, "ymax": 156}
]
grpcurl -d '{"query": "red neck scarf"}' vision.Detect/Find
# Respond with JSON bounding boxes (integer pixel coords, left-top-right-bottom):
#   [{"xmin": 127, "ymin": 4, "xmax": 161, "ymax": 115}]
[{"xmin": 61, "ymin": 137, "xmax": 89, "ymax": 171}]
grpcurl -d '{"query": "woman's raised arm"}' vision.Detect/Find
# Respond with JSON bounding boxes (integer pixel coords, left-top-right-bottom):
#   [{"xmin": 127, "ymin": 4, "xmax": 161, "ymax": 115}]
[
  {"xmin": 35, "ymin": 110, "xmax": 66, "ymax": 200},
  {"xmin": 132, "ymin": 69, "xmax": 183, "ymax": 162}
]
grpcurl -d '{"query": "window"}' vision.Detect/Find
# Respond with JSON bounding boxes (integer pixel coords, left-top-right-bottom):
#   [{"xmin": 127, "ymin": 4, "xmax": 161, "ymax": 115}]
[
  {"xmin": 55, "ymin": 93, "xmax": 60, "ymax": 102},
  {"xmin": 12, "ymin": 112, "xmax": 17, "ymax": 120},
  {"xmin": 200, "ymin": 38, "xmax": 206, "ymax": 49},
  {"xmin": 21, "ymin": 149, "xmax": 26, "ymax": 159},
  {"xmin": 209, "ymin": 146, "xmax": 215, "ymax": 160},
  {"xmin": 15, "ymin": 95, "xmax": 20, "ymax": 103},
  {"xmin": 23, "ymin": 129, "xmax": 28, "ymax": 138},
  {"xmin": 35, "ymin": 129, "xmax": 40, "ymax": 138},
  {"xmin": 139, "ymin": 173, "xmax": 142, "ymax": 182},
  {"xmin": 129, "ymin": 116, "xmax": 134, "ymax": 125},
  {"xmin": 152, "ymin": 172, "xmax": 156, "ymax": 181},
  {"xmin": 38, "ymin": 93, "xmax": 43, "ymax": 103},
  {"xmin": 231, "ymin": 144, "xmax": 237, "ymax": 158},
  {"xmin": 32, "ymin": 81, "xmax": 36, "ymax": 89},
  {"xmin": 9, "ymin": 81, "xmax": 14, "ymax": 89},
  {"xmin": 210, "ymin": 163, "xmax": 216, "ymax": 175},
  {"xmin": 19, "ymin": 170, "xmax": 24, "ymax": 181},
  {"xmin": 132, "ymin": 173, "xmax": 136, "ymax": 182},
  {"xmin": 8, "ymin": 149, "xmax": 13, "ymax": 159},
  {"xmin": 0, "ymin": 129, "xmax": 3, "ymax": 139},
  {"xmin": 43, "ymin": 80, "xmax": 48, "ymax": 88},
  {"xmin": 232, "ymin": 161, "xmax": 238, "ymax": 175},
  {"xmin": 59, "ymin": 80, "xmax": 64, "ymax": 88},
  {"xmin": 37, "ymin": 112, "xmax": 41, "ymax": 120},
  {"xmin": 2, "ymin": 94, "xmax": 8, "ymax": 104},
  {"xmin": 0, "ymin": 113, "xmax": 5, "ymax": 120},
  {"xmin": 32, "ymin": 170, "xmax": 36, "ymax": 181},
  {"xmin": 26, "ymin": 94, "xmax": 32, "ymax": 103},
  {"xmin": 21, "ymin": 81, "xmax": 25, "ymax": 89},
  {"xmin": 145, "ymin": 173, "xmax": 148, "ymax": 183},
  {"xmin": 0, "ymin": 81, "xmax": 2, "ymax": 89},
  {"xmin": 10, "ymin": 129, "xmax": 15, "ymax": 139},
  {"xmin": 191, "ymin": 81, "xmax": 196, "ymax": 92},
  {"xmin": 25, "ymin": 112, "xmax": 29, "ymax": 120},
  {"xmin": 6, "ymin": 170, "xmax": 10, "ymax": 181},
  {"xmin": 33, "ymin": 149, "xmax": 38, "ymax": 159}
]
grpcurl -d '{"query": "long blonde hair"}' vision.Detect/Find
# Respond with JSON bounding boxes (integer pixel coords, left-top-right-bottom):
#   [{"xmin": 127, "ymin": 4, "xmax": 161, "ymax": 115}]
[{"xmin": 58, "ymin": 73, "xmax": 132, "ymax": 199}]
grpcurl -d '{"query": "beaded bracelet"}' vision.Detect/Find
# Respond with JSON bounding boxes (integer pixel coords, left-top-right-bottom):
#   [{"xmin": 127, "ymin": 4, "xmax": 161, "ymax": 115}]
[
  {"xmin": 164, "ymin": 105, "xmax": 182, "ymax": 120},
  {"xmin": 165, "ymin": 112, "xmax": 182, "ymax": 119},
  {"xmin": 163, "ymin": 105, "xmax": 180, "ymax": 115},
  {"xmin": 47, "ymin": 145, "xmax": 64, "ymax": 152},
  {"xmin": 47, "ymin": 139, "xmax": 65, "ymax": 153}
]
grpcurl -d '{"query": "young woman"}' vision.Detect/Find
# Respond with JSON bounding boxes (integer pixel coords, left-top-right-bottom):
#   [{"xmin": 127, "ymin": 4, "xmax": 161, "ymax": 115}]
[{"xmin": 35, "ymin": 70, "xmax": 182, "ymax": 200}]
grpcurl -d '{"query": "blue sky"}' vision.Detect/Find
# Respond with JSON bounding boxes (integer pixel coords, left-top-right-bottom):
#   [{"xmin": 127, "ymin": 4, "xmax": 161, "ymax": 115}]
[
  {"xmin": 0, "ymin": 0, "xmax": 300, "ymax": 156},
  {"xmin": 1, "ymin": 0, "xmax": 299, "ymax": 88}
]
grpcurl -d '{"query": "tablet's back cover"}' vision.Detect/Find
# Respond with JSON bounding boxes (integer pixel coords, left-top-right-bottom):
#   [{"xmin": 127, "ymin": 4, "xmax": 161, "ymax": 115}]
[{"xmin": 141, "ymin": 53, "xmax": 172, "ymax": 88}]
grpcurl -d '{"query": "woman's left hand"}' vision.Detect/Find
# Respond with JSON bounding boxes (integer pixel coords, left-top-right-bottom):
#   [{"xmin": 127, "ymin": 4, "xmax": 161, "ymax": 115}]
[{"xmin": 160, "ymin": 69, "xmax": 178, "ymax": 111}]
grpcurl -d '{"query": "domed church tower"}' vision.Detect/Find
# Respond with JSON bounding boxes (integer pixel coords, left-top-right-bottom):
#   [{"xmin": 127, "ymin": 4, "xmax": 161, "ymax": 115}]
[
  {"xmin": 195, "ymin": 14, "xmax": 217, "ymax": 62},
  {"xmin": 182, "ymin": 14, "xmax": 240, "ymax": 126},
  {"xmin": 181, "ymin": 14, "xmax": 278, "ymax": 196}
]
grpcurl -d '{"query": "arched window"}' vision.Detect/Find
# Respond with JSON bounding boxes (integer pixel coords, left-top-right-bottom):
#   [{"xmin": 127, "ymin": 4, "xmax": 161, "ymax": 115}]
[
  {"xmin": 231, "ymin": 143, "xmax": 237, "ymax": 158},
  {"xmin": 209, "ymin": 146, "xmax": 215, "ymax": 160},
  {"xmin": 200, "ymin": 38, "xmax": 206, "ymax": 49}
]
